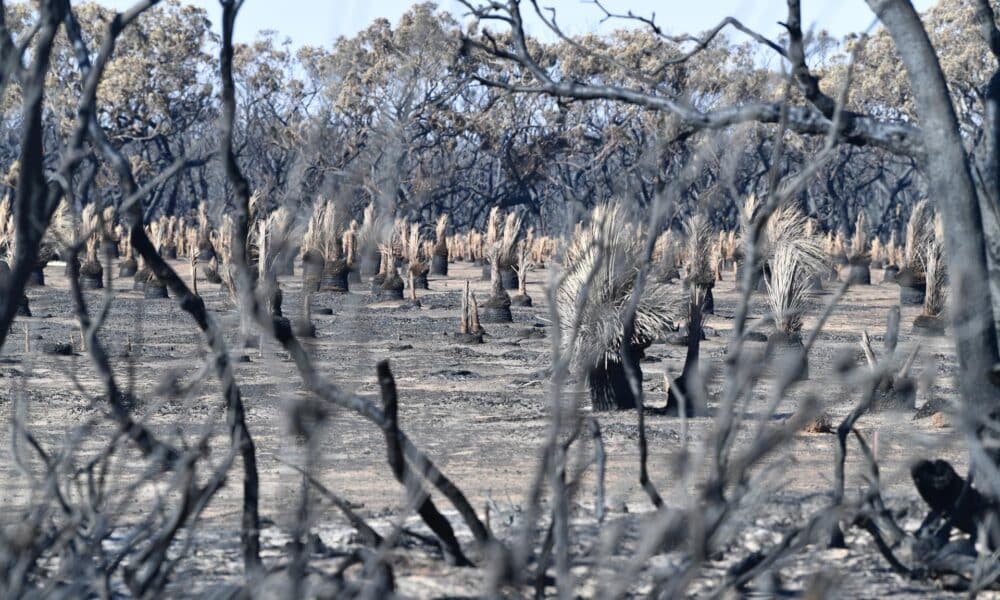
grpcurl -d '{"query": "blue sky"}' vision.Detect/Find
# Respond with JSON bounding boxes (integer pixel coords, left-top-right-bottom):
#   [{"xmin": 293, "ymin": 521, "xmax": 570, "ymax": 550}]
[{"xmin": 95, "ymin": 0, "xmax": 937, "ymax": 47}]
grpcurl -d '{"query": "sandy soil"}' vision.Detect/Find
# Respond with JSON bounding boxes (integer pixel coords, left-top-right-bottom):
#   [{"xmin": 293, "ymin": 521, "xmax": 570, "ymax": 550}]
[{"xmin": 0, "ymin": 259, "xmax": 978, "ymax": 597}]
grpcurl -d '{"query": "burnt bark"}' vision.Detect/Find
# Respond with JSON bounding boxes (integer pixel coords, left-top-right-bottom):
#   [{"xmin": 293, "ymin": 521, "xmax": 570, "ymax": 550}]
[
  {"xmin": 866, "ymin": 0, "xmax": 1000, "ymax": 413},
  {"xmin": 377, "ymin": 361, "xmax": 473, "ymax": 566}
]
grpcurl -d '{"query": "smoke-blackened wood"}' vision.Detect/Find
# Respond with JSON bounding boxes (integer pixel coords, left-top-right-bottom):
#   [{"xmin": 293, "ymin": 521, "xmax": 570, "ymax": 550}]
[
  {"xmin": 588, "ymin": 358, "xmax": 637, "ymax": 411},
  {"xmin": 377, "ymin": 361, "xmax": 472, "ymax": 567},
  {"xmin": 911, "ymin": 459, "xmax": 999, "ymax": 545}
]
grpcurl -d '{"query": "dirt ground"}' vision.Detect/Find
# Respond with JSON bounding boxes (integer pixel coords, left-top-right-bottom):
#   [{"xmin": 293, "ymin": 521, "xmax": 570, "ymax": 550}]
[{"xmin": 0, "ymin": 259, "xmax": 979, "ymax": 597}]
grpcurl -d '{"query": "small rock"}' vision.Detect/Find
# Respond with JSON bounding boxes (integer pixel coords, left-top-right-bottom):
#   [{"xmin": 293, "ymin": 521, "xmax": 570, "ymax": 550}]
[
  {"xmin": 314, "ymin": 307, "xmax": 334, "ymax": 316},
  {"xmin": 388, "ymin": 343, "xmax": 413, "ymax": 351},
  {"xmin": 40, "ymin": 342, "xmax": 74, "ymax": 356},
  {"xmin": 802, "ymin": 411, "xmax": 834, "ymax": 434},
  {"xmin": 820, "ymin": 548, "xmax": 850, "ymax": 561},
  {"xmin": 744, "ymin": 331, "xmax": 768, "ymax": 343},
  {"xmin": 431, "ymin": 368, "xmax": 478, "ymax": 380},
  {"xmin": 930, "ymin": 411, "xmax": 950, "ymax": 428},
  {"xmin": 236, "ymin": 355, "xmax": 252, "ymax": 363}
]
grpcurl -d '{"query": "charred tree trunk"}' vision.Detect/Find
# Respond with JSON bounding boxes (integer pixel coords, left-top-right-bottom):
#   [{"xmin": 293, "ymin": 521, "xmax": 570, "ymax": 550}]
[
  {"xmin": 0, "ymin": 6, "xmax": 63, "ymax": 352},
  {"xmin": 867, "ymin": 0, "xmax": 1000, "ymax": 414},
  {"xmin": 973, "ymin": 0, "xmax": 1000, "ymax": 338}
]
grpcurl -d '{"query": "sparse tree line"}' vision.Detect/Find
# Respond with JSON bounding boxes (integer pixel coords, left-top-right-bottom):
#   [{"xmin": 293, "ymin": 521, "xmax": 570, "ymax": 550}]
[
  {"xmin": 0, "ymin": 0, "xmax": 989, "ymax": 236},
  {"xmin": 1, "ymin": 0, "xmax": 1000, "ymax": 595}
]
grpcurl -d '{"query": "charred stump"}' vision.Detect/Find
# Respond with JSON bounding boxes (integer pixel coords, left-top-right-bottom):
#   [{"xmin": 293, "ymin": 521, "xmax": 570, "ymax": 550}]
[
  {"xmin": 301, "ymin": 249, "xmax": 324, "ymax": 292},
  {"xmin": 589, "ymin": 346, "xmax": 644, "ymax": 412},
  {"xmin": 119, "ymin": 257, "xmax": 138, "ymax": 278},
  {"xmin": 80, "ymin": 260, "xmax": 104, "ymax": 290},
  {"xmin": 319, "ymin": 258, "xmax": 349, "ymax": 293},
  {"xmin": 897, "ymin": 268, "xmax": 926, "ymax": 306}
]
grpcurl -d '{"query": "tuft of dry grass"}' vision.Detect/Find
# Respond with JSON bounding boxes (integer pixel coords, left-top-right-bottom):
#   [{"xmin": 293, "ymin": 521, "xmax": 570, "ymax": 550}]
[
  {"xmin": 0, "ymin": 197, "xmax": 12, "ymax": 263},
  {"xmin": 512, "ymin": 235, "xmax": 534, "ymax": 296},
  {"xmin": 48, "ymin": 198, "xmax": 75, "ymax": 253},
  {"xmin": 320, "ymin": 198, "xmax": 346, "ymax": 262},
  {"xmin": 848, "ymin": 212, "xmax": 869, "ymax": 262},
  {"xmin": 885, "ymin": 231, "xmax": 902, "ymax": 267},
  {"xmin": 434, "ymin": 214, "xmax": 448, "ymax": 256},
  {"xmin": 922, "ymin": 215, "xmax": 947, "ymax": 317},
  {"xmin": 763, "ymin": 204, "xmax": 826, "ymax": 275},
  {"xmin": 870, "ymin": 237, "xmax": 884, "ymax": 264},
  {"xmin": 343, "ymin": 220, "xmax": 358, "ymax": 266},
  {"xmin": 262, "ymin": 205, "xmax": 293, "ymax": 272},
  {"xmin": 652, "ymin": 228, "xmax": 679, "ymax": 277},
  {"xmin": 683, "ymin": 214, "xmax": 714, "ymax": 287},
  {"xmin": 903, "ymin": 199, "xmax": 933, "ymax": 275},
  {"xmin": 356, "ymin": 202, "xmax": 384, "ymax": 261},
  {"xmin": 302, "ymin": 201, "xmax": 324, "ymax": 257},
  {"xmin": 738, "ymin": 196, "xmax": 825, "ymax": 279},
  {"xmin": 764, "ymin": 244, "xmax": 814, "ymax": 336}
]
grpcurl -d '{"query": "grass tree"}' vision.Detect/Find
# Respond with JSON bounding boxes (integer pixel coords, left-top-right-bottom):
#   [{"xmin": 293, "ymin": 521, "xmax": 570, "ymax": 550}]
[
  {"xmin": 301, "ymin": 202, "xmax": 325, "ymax": 291},
  {"xmin": 157, "ymin": 216, "xmax": 178, "ymax": 259},
  {"xmin": 468, "ymin": 229, "xmax": 483, "ymax": 264},
  {"xmin": 882, "ymin": 230, "xmax": 903, "ymax": 283},
  {"xmin": 406, "ymin": 222, "xmax": 429, "ymax": 291},
  {"xmin": 119, "ymin": 225, "xmax": 138, "ymax": 278},
  {"xmin": 374, "ymin": 240, "xmax": 404, "ymax": 301},
  {"xmin": 344, "ymin": 219, "xmax": 359, "ymax": 282},
  {"xmin": 846, "ymin": 212, "xmax": 871, "ymax": 284},
  {"xmin": 740, "ymin": 197, "xmax": 826, "ymax": 295},
  {"xmin": 914, "ymin": 215, "xmax": 947, "ymax": 334},
  {"xmin": 356, "ymin": 202, "xmax": 382, "ymax": 276},
  {"xmin": 899, "ymin": 200, "xmax": 934, "ymax": 305},
  {"xmin": 482, "ymin": 208, "xmax": 522, "ymax": 323},
  {"xmin": 764, "ymin": 244, "xmax": 819, "ymax": 379},
  {"xmin": 666, "ymin": 214, "xmax": 714, "ymax": 415},
  {"xmin": 652, "ymin": 228, "xmax": 680, "ymax": 282},
  {"xmin": 431, "ymin": 214, "xmax": 449, "ymax": 276},
  {"xmin": 511, "ymin": 232, "xmax": 534, "ymax": 307},
  {"xmin": 142, "ymin": 220, "xmax": 171, "ymax": 299},
  {"xmin": 318, "ymin": 199, "xmax": 349, "ymax": 293},
  {"xmin": 195, "ymin": 204, "xmax": 216, "ymax": 261},
  {"xmin": 78, "ymin": 204, "xmax": 103, "ymax": 290},
  {"xmin": 557, "ymin": 202, "xmax": 685, "ymax": 412}
]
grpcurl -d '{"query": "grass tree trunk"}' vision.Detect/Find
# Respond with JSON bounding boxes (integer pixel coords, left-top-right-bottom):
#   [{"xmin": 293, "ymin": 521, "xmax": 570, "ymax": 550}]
[
  {"xmin": 589, "ymin": 359, "xmax": 638, "ymax": 412},
  {"xmin": 589, "ymin": 344, "xmax": 643, "ymax": 412},
  {"xmin": 667, "ymin": 288, "xmax": 704, "ymax": 415},
  {"xmin": 867, "ymin": 0, "xmax": 1000, "ymax": 414},
  {"xmin": 490, "ymin": 260, "xmax": 503, "ymax": 299}
]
